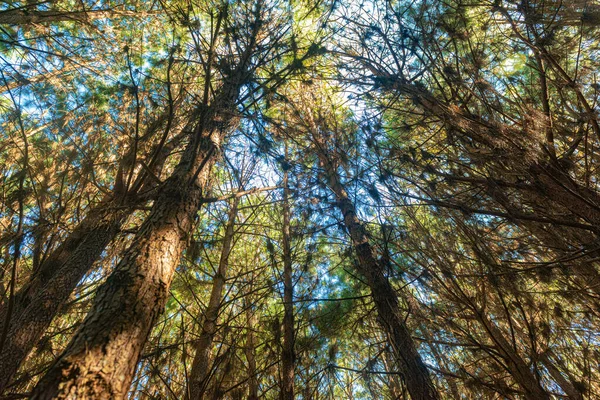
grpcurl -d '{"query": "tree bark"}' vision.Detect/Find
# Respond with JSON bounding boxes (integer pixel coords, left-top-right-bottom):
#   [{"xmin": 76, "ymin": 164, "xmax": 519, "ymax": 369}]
[
  {"xmin": 0, "ymin": 201, "xmax": 126, "ymax": 392},
  {"xmin": 316, "ymin": 150, "xmax": 440, "ymax": 400},
  {"xmin": 0, "ymin": 8, "xmax": 151, "ymax": 25},
  {"xmin": 281, "ymin": 168, "xmax": 295, "ymax": 400},
  {"xmin": 29, "ymin": 127, "xmax": 221, "ymax": 399},
  {"xmin": 0, "ymin": 118, "xmax": 181, "ymax": 392},
  {"xmin": 29, "ymin": 7, "xmax": 257, "ymax": 394},
  {"xmin": 187, "ymin": 198, "xmax": 239, "ymax": 400}
]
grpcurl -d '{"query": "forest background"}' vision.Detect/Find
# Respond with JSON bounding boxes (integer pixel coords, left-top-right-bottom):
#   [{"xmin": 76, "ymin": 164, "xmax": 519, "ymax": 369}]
[{"xmin": 0, "ymin": 0, "xmax": 599, "ymax": 399}]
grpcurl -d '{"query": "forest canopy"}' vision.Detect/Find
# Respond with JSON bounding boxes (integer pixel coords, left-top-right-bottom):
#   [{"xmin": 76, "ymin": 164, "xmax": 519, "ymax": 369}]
[{"xmin": 1, "ymin": 0, "xmax": 599, "ymax": 399}]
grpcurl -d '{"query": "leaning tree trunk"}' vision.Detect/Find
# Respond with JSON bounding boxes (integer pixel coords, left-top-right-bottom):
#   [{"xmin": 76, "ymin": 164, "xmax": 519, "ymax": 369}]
[
  {"xmin": 540, "ymin": 350, "xmax": 584, "ymax": 400},
  {"xmin": 0, "ymin": 8, "xmax": 150, "ymax": 25},
  {"xmin": 460, "ymin": 221, "xmax": 583, "ymax": 399},
  {"xmin": 29, "ymin": 102, "xmax": 236, "ymax": 399},
  {"xmin": 316, "ymin": 151, "xmax": 440, "ymax": 400},
  {"xmin": 29, "ymin": 7, "xmax": 258, "ymax": 394},
  {"xmin": 0, "ymin": 203, "xmax": 128, "ymax": 392},
  {"xmin": 0, "ymin": 123, "xmax": 181, "ymax": 392},
  {"xmin": 187, "ymin": 198, "xmax": 239, "ymax": 400},
  {"xmin": 281, "ymin": 168, "xmax": 295, "ymax": 400},
  {"xmin": 475, "ymin": 311, "xmax": 550, "ymax": 400}
]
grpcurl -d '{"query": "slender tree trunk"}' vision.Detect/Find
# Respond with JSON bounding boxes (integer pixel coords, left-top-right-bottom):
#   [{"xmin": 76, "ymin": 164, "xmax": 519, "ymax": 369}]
[
  {"xmin": 421, "ymin": 330, "xmax": 461, "ymax": 399},
  {"xmin": 459, "ymin": 222, "xmax": 585, "ymax": 399},
  {"xmin": 281, "ymin": 168, "xmax": 295, "ymax": 400},
  {"xmin": 316, "ymin": 150, "xmax": 440, "ymax": 400},
  {"xmin": 477, "ymin": 312, "xmax": 550, "ymax": 400},
  {"xmin": 1, "ymin": 64, "xmax": 78, "ymax": 94},
  {"xmin": 539, "ymin": 351, "xmax": 583, "ymax": 400},
  {"xmin": 245, "ymin": 303, "xmax": 259, "ymax": 400},
  {"xmin": 187, "ymin": 198, "xmax": 239, "ymax": 400}
]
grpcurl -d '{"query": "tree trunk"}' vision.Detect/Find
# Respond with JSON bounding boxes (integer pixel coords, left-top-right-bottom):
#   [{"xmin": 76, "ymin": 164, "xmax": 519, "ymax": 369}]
[
  {"xmin": 1, "ymin": 64, "xmax": 77, "ymax": 94},
  {"xmin": 245, "ymin": 303, "xmax": 259, "ymax": 400},
  {"xmin": 317, "ymin": 151, "xmax": 440, "ymax": 400},
  {"xmin": 540, "ymin": 351, "xmax": 583, "ymax": 400},
  {"xmin": 477, "ymin": 312, "xmax": 550, "ymax": 400},
  {"xmin": 281, "ymin": 168, "xmax": 295, "ymax": 400},
  {"xmin": 29, "ymin": 104, "xmax": 233, "ymax": 398},
  {"xmin": 0, "ymin": 202, "xmax": 126, "ymax": 392},
  {"xmin": 421, "ymin": 331, "xmax": 461, "ymax": 399},
  {"xmin": 0, "ymin": 9, "xmax": 151, "ymax": 25},
  {"xmin": 187, "ymin": 198, "xmax": 239, "ymax": 400},
  {"xmin": 29, "ymin": 9, "xmax": 256, "ymax": 394},
  {"xmin": 0, "ymin": 119, "xmax": 181, "ymax": 392}
]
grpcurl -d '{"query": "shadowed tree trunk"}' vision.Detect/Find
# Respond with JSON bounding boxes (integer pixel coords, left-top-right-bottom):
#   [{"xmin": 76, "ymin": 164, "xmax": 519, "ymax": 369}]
[
  {"xmin": 476, "ymin": 312, "xmax": 550, "ymax": 400},
  {"xmin": 29, "ymin": 65, "xmax": 247, "ymax": 397},
  {"xmin": 0, "ymin": 117, "xmax": 182, "ymax": 392},
  {"xmin": 420, "ymin": 328, "xmax": 461, "ymax": 399},
  {"xmin": 0, "ymin": 8, "xmax": 153, "ymax": 25},
  {"xmin": 281, "ymin": 167, "xmax": 295, "ymax": 400},
  {"xmin": 312, "ymin": 142, "xmax": 440, "ymax": 400},
  {"xmin": 0, "ymin": 203, "xmax": 127, "ymax": 392},
  {"xmin": 540, "ymin": 351, "xmax": 584, "ymax": 400},
  {"xmin": 187, "ymin": 198, "xmax": 239, "ymax": 400}
]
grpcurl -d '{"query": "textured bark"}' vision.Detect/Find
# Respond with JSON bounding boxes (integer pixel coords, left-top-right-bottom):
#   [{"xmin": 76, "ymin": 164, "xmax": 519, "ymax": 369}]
[
  {"xmin": 316, "ymin": 151, "xmax": 440, "ymax": 400},
  {"xmin": 0, "ymin": 9, "xmax": 149, "ymax": 25},
  {"xmin": 187, "ymin": 199, "xmax": 239, "ymax": 400},
  {"xmin": 281, "ymin": 169, "xmax": 295, "ymax": 400},
  {"xmin": 0, "ymin": 201, "xmax": 126, "ymax": 392},
  {"xmin": 29, "ymin": 130, "xmax": 219, "ymax": 399},
  {"xmin": 29, "ymin": 9, "xmax": 255, "ymax": 395},
  {"xmin": 0, "ymin": 118, "xmax": 181, "ymax": 392}
]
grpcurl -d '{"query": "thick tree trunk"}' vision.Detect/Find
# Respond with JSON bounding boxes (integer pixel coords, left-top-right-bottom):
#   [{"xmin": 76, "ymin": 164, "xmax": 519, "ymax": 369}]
[
  {"xmin": 29, "ymin": 145, "xmax": 211, "ymax": 398},
  {"xmin": 187, "ymin": 199, "xmax": 239, "ymax": 400},
  {"xmin": 281, "ymin": 169, "xmax": 295, "ymax": 400},
  {"xmin": 0, "ymin": 9, "xmax": 149, "ymax": 25},
  {"xmin": 317, "ymin": 153, "xmax": 440, "ymax": 400},
  {"xmin": 29, "ymin": 114, "xmax": 228, "ymax": 398},
  {"xmin": 29, "ymin": 9, "xmax": 255, "ymax": 395},
  {"xmin": 0, "ymin": 202, "xmax": 126, "ymax": 392},
  {"xmin": 0, "ymin": 120, "xmax": 181, "ymax": 392}
]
